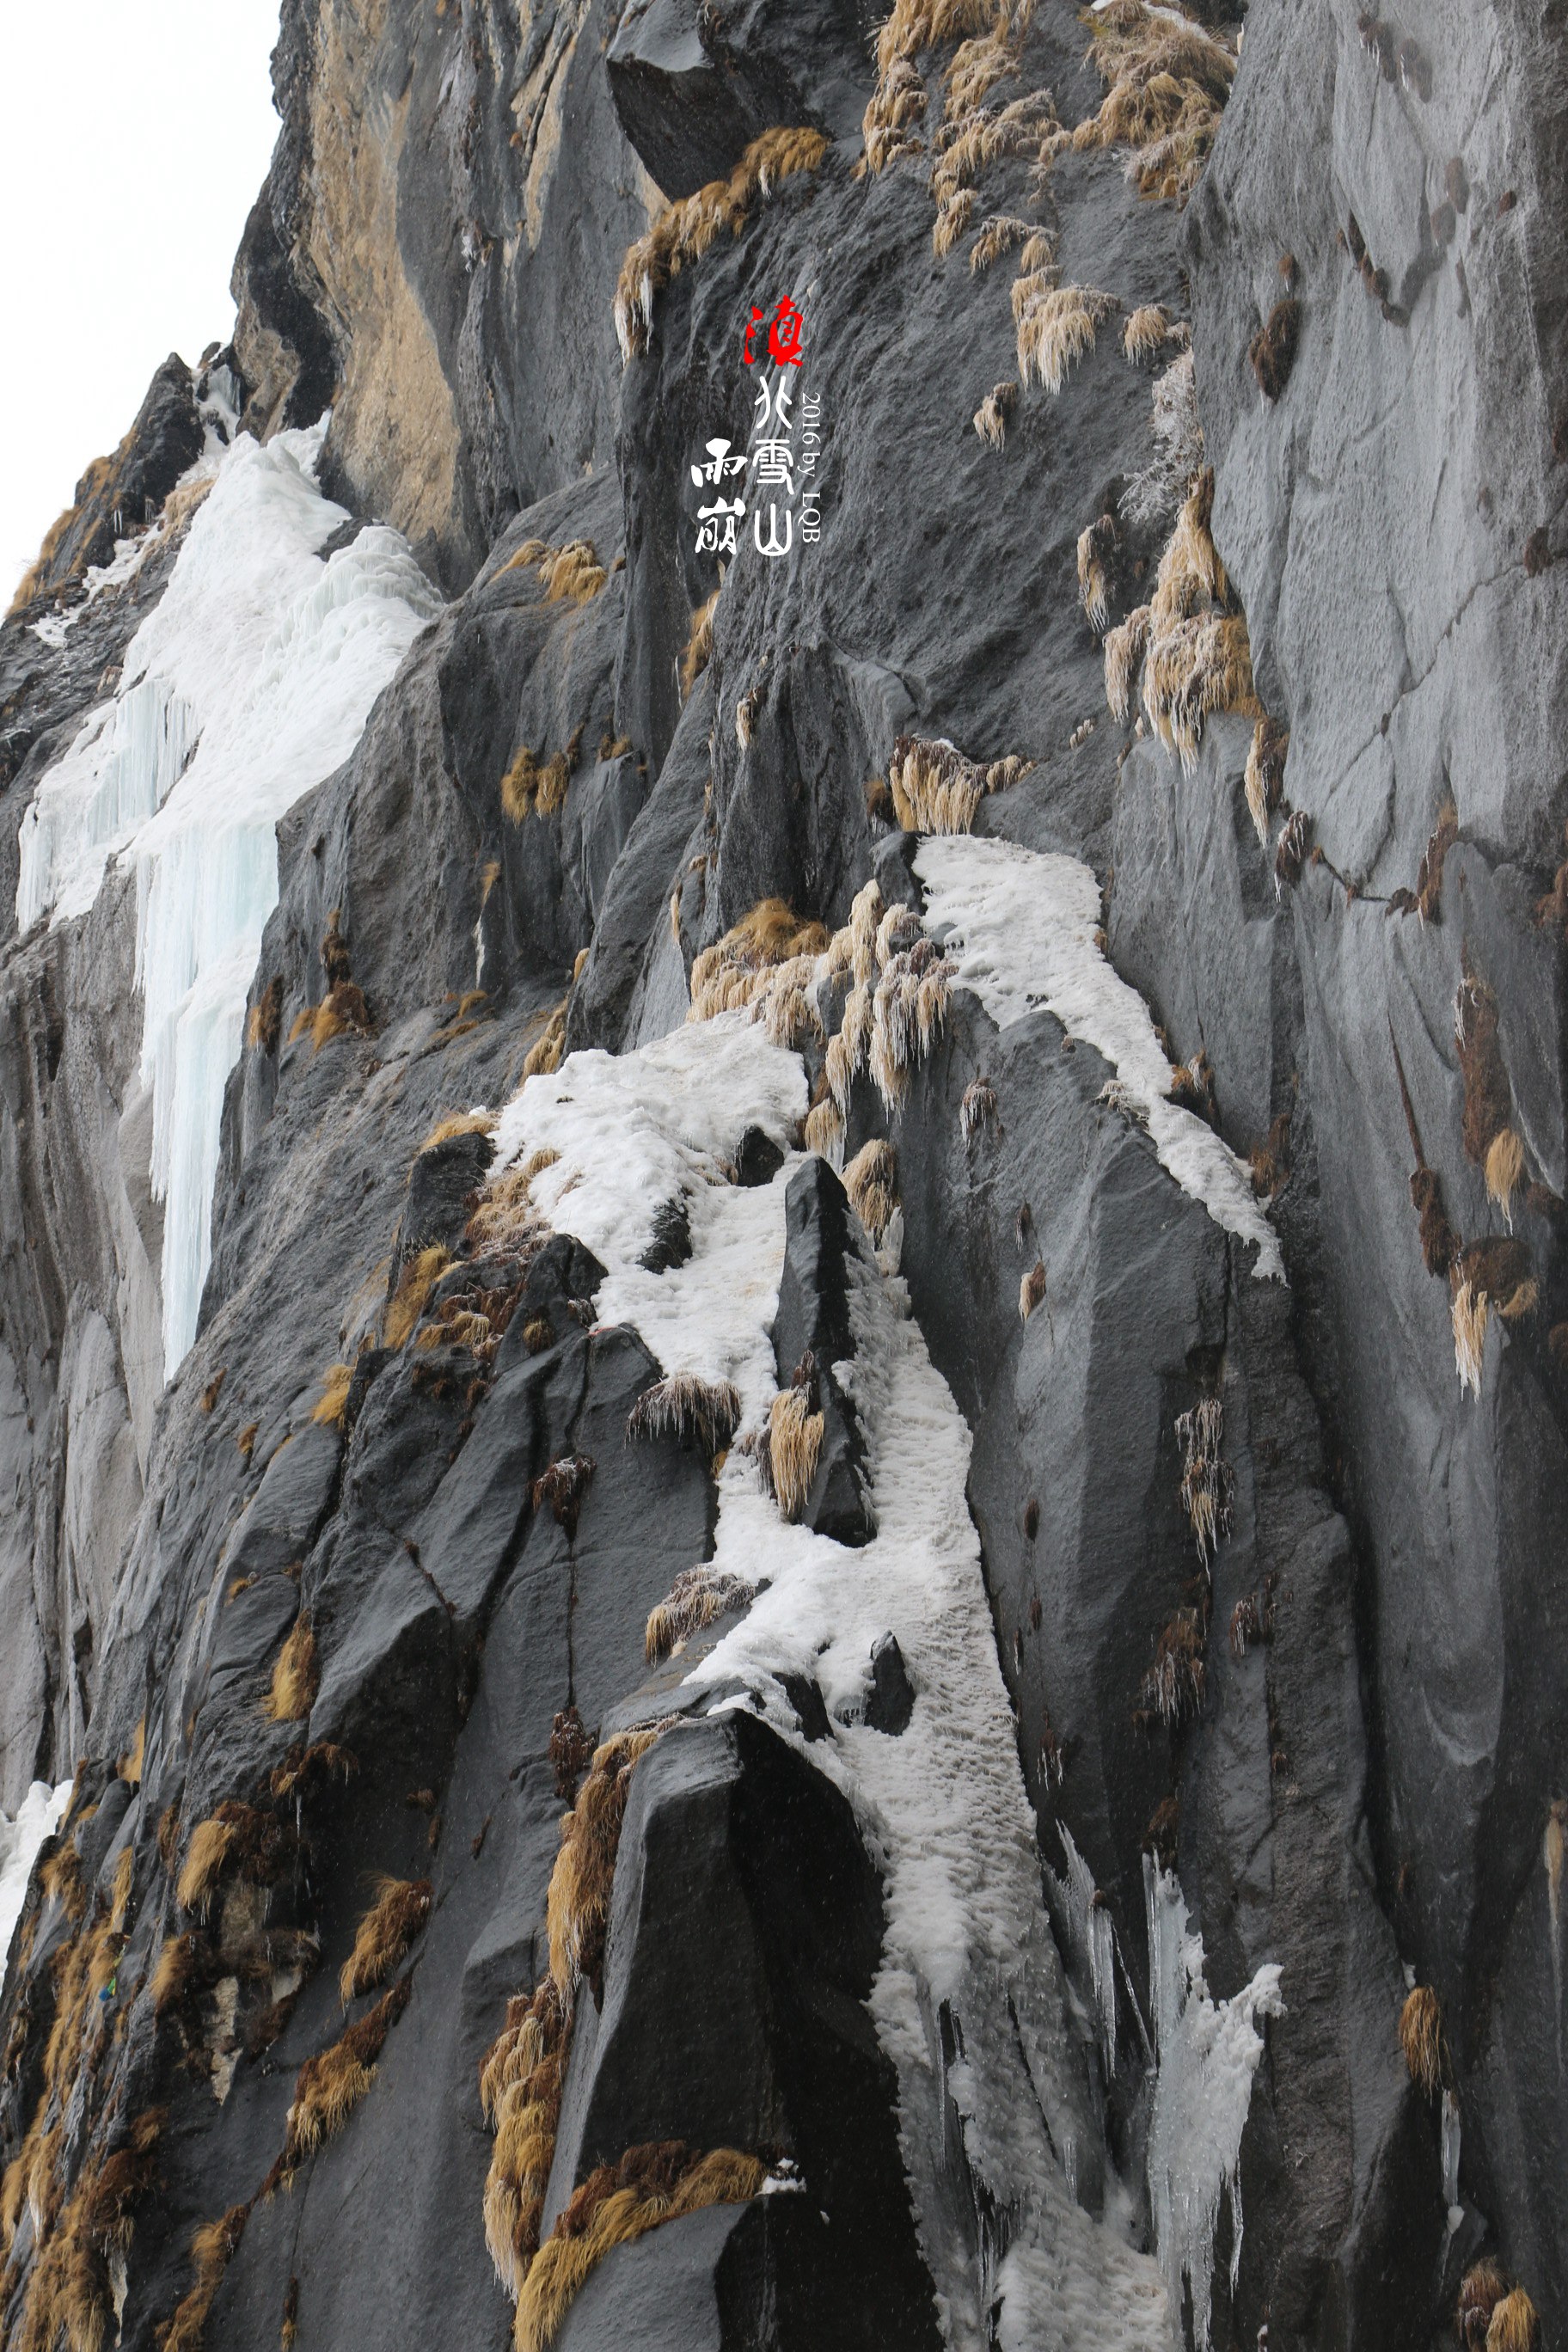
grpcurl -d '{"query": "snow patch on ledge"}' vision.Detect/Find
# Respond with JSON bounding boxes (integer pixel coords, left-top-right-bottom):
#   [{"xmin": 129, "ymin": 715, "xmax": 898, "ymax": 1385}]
[
  {"xmin": 914, "ymin": 835, "xmax": 1284, "ymax": 1280},
  {"xmin": 0, "ymin": 1781, "xmax": 71, "ymax": 1999},
  {"xmin": 16, "ymin": 422, "xmax": 443, "ymax": 1378},
  {"xmin": 489, "ymin": 1015, "xmax": 1171, "ymax": 2352}
]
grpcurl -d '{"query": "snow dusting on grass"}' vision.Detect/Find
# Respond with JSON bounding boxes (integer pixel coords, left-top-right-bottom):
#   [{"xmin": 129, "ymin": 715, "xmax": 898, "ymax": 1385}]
[{"xmin": 915, "ymin": 835, "xmax": 1283, "ymax": 1281}]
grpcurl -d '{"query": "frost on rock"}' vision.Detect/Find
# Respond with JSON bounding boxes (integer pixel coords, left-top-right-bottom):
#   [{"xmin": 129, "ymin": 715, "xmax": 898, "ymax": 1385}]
[
  {"xmin": 914, "ymin": 835, "xmax": 1284, "ymax": 1280},
  {"xmin": 486, "ymin": 1014, "xmax": 1171, "ymax": 2352},
  {"xmin": 0, "ymin": 1781, "xmax": 71, "ymax": 1997},
  {"xmin": 1144, "ymin": 1860, "xmax": 1284, "ymax": 2350},
  {"xmin": 16, "ymin": 421, "xmax": 443, "ymax": 1377}
]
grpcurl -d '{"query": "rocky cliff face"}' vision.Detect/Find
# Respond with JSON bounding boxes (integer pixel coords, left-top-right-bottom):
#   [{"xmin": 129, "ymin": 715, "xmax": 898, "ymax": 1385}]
[{"xmin": 3, "ymin": 4, "xmax": 1565, "ymax": 2351}]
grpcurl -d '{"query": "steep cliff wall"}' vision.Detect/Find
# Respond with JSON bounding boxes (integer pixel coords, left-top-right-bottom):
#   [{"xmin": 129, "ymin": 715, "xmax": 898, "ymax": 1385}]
[{"xmin": 1, "ymin": 4, "xmax": 1565, "ymax": 2351}]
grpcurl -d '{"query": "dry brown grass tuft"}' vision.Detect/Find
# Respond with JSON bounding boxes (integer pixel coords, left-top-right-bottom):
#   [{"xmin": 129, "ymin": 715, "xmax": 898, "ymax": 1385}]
[
  {"xmin": 248, "ymin": 977, "xmax": 284, "ymax": 1055},
  {"xmin": 522, "ymin": 998, "xmax": 569, "ymax": 1080},
  {"xmin": 481, "ymin": 1980, "xmax": 570, "ymax": 2296},
  {"xmin": 616, "ymin": 128, "xmax": 830, "ymax": 360},
  {"xmin": 645, "ymin": 1568, "xmax": 758, "ymax": 1664},
  {"xmin": 1249, "ymin": 298, "xmax": 1301, "ymax": 401},
  {"xmin": 339, "ymin": 1877, "xmax": 432, "ymax": 2005},
  {"xmin": 502, "ymin": 746, "xmax": 573, "ymax": 824},
  {"xmin": 961, "ymin": 1075, "xmax": 998, "ymax": 1141},
  {"xmin": 262, "ymin": 1616, "xmax": 319, "ymax": 1724},
  {"xmin": 422, "ymin": 1110, "xmax": 497, "ymax": 1153},
  {"xmin": 1176, "ymin": 1395, "xmax": 1232, "ymax": 1562},
  {"xmin": 1485, "ymin": 1128, "xmax": 1527, "ymax": 1225},
  {"xmin": 268, "ymin": 1741, "xmax": 357, "ymax": 1804},
  {"xmin": 1455, "ymin": 952, "xmax": 1513, "ymax": 1174},
  {"xmin": 118, "ymin": 1718, "xmax": 145, "ymax": 1789},
  {"xmin": 1244, "ymin": 715, "xmax": 1289, "ymax": 845},
  {"xmin": 1104, "ymin": 604, "xmax": 1151, "ymax": 722},
  {"xmin": 176, "ymin": 1804, "xmax": 287, "ymax": 1919},
  {"xmin": 973, "ymin": 378, "xmax": 1019, "ymax": 449},
  {"xmin": 1138, "ymin": 1607, "xmax": 1206, "ymax": 1729},
  {"xmin": 845, "ymin": 1139, "xmax": 899, "ymax": 1243},
  {"xmin": 547, "ymin": 1732, "xmax": 663, "ymax": 2006},
  {"xmin": 1019, "ymin": 1259, "xmax": 1046, "ymax": 1321},
  {"xmin": 687, "ymin": 897, "xmax": 830, "ymax": 1029},
  {"xmin": 309, "ymin": 1363, "xmax": 354, "ymax": 1431},
  {"xmin": 1458, "ymin": 2263, "xmax": 1510, "ymax": 2351},
  {"xmin": 1487, "ymin": 2289, "xmax": 1540, "ymax": 2352},
  {"xmin": 499, "ymin": 537, "xmax": 608, "ymax": 605},
  {"xmin": 1123, "ymin": 303, "xmax": 1184, "ymax": 364},
  {"xmin": 888, "ymin": 733, "xmax": 1020, "ymax": 833},
  {"xmin": 530, "ymin": 1455, "xmax": 597, "ymax": 1539},
  {"xmin": 805, "ymin": 1093, "xmax": 846, "ymax": 1161},
  {"xmin": 158, "ymin": 2204, "xmax": 251, "ymax": 2352},
  {"xmin": 764, "ymin": 1386, "xmax": 825, "ymax": 1522},
  {"xmin": 515, "ymin": 2142, "xmax": 768, "ymax": 2352},
  {"xmin": 1077, "ymin": 512, "xmax": 1119, "ymax": 635},
  {"xmin": 1138, "ymin": 470, "xmax": 1261, "ymax": 768},
  {"xmin": 1075, "ymin": 1, "xmax": 1236, "ymax": 205},
  {"xmin": 970, "ymin": 212, "xmax": 1032, "ymax": 272},
  {"xmin": 1016, "ymin": 283, "xmax": 1117, "ymax": 394},
  {"xmin": 933, "ymin": 186, "xmax": 977, "ymax": 256},
  {"xmin": 625, "ymin": 1374, "xmax": 741, "ymax": 1456},
  {"xmin": 384, "ymin": 1246, "xmax": 452, "ymax": 1352},
  {"xmin": 679, "ymin": 588, "xmax": 720, "ymax": 700},
  {"xmin": 1398, "ymin": 1983, "xmax": 1446, "ymax": 2098},
  {"xmin": 280, "ymin": 1978, "xmax": 411, "ymax": 2178}
]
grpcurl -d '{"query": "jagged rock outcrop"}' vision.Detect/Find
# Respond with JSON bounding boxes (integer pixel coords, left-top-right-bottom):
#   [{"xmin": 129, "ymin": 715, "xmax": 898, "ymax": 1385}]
[{"xmin": 2, "ymin": 3, "xmax": 1565, "ymax": 2349}]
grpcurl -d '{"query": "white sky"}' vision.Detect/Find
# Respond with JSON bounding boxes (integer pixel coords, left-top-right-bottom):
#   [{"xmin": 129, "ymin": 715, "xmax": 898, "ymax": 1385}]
[{"xmin": 0, "ymin": 1, "xmax": 284, "ymax": 601}]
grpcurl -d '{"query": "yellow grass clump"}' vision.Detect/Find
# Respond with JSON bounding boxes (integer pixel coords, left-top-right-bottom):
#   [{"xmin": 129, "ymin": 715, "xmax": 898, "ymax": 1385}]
[
  {"xmin": 973, "ymin": 379, "xmax": 1019, "ymax": 449},
  {"xmin": 615, "ymin": 128, "xmax": 830, "ymax": 360},
  {"xmin": 1487, "ymin": 2289, "xmax": 1540, "ymax": 2352},
  {"xmin": 1020, "ymin": 1259, "xmax": 1046, "ymax": 1320},
  {"xmin": 1104, "ymin": 604, "xmax": 1151, "ymax": 722},
  {"xmin": 523, "ymin": 998, "xmax": 569, "ymax": 1080},
  {"xmin": 279, "ymin": 1978, "xmax": 412, "ymax": 2180},
  {"xmin": 1138, "ymin": 469, "xmax": 1261, "ymax": 769},
  {"xmin": 845, "ymin": 1138, "xmax": 899, "ymax": 1244},
  {"xmin": 686, "ymin": 897, "xmax": 830, "ymax": 1031},
  {"xmin": 765, "ymin": 1387, "xmax": 825, "ymax": 1522},
  {"xmin": 502, "ymin": 747, "xmax": 572, "ymax": 823},
  {"xmin": 498, "ymin": 537, "xmax": 608, "ymax": 605},
  {"xmin": 516, "ymin": 2143, "xmax": 768, "ymax": 2352},
  {"xmin": 1244, "ymin": 714, "xmax": 1289, "ymax": 846},
  {"xmin": 310, "ymin": 1363, "xmax": 354, "ymax": 1431},
  {"xmin": 262, "ymin": 1616, "xmax": 319, "ymax": 1724},
  {"xmin": 888, "ymin": 733, "xmax": 1021, "ymax": 833},
  {"xmin": 625, "ymin": 1374, "xmax": 742, "ymax": 1456},
  {"xmin": 421, "ymin": 1109, "xmax": 496, "ymax": 1152},
  {"xmin": 1016, "ymin": 283, "xmax": 1118, "ymax": 395},
  {"xmin": 339, "ymin": 1877, "xmax": 433, "ymax": 2004},
  {"xmin": 159, "ymin": 2204, "xmax": 252, "ymax": 2352},
  {"xmin": 970, "ymin": 213, "xmax": 1032, "ymax": 272},
  {"xmin": 679, "ymin": 587, "xmax": 720, "ymax": 700},
  {"xmin": 1485, "ymin": 1127, "xmax": 1526, "ymax": 1225},
  {"xmin": 1398, "ymin": 1984, "xmax": 1446, "ymax": 2098},
  {"xmin": 645, "ymin": 1569, "xmax": 758, "ymax": 1665},
  {"xmin": 933, "ymin": 185, "xmax": 977, "ymax": 257},
  {"xmin": 384, "ymin": 1246, "xmax": 452, "ymax": 1352},
  {"xmin": 1124, "ymin": 303, "xmax": 1185, "ymax": 364},
  {"xmin": 1075, "ymin": 0, "xmax": 1237, "ymax": 205}
]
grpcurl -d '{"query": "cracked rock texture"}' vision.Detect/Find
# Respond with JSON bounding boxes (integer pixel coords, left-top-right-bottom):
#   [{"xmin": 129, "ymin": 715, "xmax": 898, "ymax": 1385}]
[{"xmin": 2, "ymin": 3, "xmax": 1565, "ymax": 2349}]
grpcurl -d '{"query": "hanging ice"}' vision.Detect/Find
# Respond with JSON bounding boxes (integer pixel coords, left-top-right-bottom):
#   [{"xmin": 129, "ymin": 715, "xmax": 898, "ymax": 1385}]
[
  {"xmin": 15, "ymin": 420, "xmax": 443, "ymax": 1377},
  {"xmin": 1144, "ymin": 1859, "xmax": 1284, "ymax": 2350},
  {"xmin": 0, "ymin": 1781, "xmax": 72, "ymax": 1999}
]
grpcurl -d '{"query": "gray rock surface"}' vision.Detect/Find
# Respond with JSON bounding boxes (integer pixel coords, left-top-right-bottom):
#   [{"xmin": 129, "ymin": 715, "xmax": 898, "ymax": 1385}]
[{"xmin": 2, "ymin": 3, "xmax": 1565, "ymax": 2349}]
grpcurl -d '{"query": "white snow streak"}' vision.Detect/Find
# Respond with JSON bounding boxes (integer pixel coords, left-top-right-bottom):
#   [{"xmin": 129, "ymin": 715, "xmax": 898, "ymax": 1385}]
[
  {"xmin": 0, "ymin": 1782, "xmax": 71, "ymax": 2000},
  {"xmin": 915, "ymin": 835, "xmax": 1283, "ymax": 1280},
  {"xmin": 489, "ymin": 1016, "xmax": 1173, "ymax": 2352}
]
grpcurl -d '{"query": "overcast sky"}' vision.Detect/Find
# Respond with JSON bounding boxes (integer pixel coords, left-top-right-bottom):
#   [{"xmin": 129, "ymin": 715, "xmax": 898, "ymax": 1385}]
[{"xmin": 0, "ymin": 0, "xmax": 283, "ymax": 601}]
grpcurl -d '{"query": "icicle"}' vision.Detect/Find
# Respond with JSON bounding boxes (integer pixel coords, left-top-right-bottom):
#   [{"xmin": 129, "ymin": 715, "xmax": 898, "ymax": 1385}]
[
  {"xmin": 1050, "ymin": 1825, "xmax": 1120, "ymax": 2079},
  {"xmin": 1440, "ymin": 2091, "xmax": 1462, "ymax": 2232},
  {"xmin": 1143, "ymin": 1858, "xmax": 1284, "ymax": 2352}
]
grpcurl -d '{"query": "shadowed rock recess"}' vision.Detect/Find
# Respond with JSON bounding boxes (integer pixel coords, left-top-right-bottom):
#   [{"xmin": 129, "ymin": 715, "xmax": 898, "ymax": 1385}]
[{"xmin": 3, "ymin": 4, "xmax": 1565, "ymax": 2350}]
